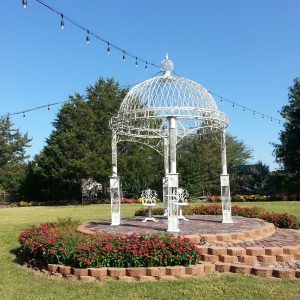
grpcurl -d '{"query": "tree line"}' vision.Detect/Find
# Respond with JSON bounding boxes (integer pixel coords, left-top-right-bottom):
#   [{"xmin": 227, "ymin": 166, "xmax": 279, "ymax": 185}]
[{"xmin": 1, "ymin": 77, "xmax": 299, "ymax": 202}]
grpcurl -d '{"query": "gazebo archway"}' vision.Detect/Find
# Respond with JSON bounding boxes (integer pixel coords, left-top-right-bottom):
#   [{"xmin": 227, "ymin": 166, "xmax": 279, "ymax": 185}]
[{"xmin": 109, "ymin": 54, "xmax": 232, "ymax": 232}]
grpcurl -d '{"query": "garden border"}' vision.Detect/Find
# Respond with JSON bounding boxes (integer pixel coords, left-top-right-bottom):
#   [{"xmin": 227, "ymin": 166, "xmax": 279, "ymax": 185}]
[{"xmin": 25, "ymin": 261, "xmax": 300, "ymax": 281}]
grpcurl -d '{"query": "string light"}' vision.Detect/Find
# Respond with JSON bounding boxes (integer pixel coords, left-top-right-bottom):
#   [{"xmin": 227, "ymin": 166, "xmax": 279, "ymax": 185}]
[
  {"xmin": 253, "ymin": 111, "xmax": 255, "ymax": 116},
  {"xmin": 47, "ymin": 105, "xmax": 50, "ymax": 110},
  {"xmin": 86, "ymin": 30, "xmax": 90, "ymax": 45},
  {"xmin": 60, "ymin": 14, "xmax": 64, "ymax": 30},
  {"xmin": 135, "ymin": 57, "xmax": 138, "ymax": 67},
  {"xmin": 107, "ymin": 42, "xmax": 111, "ymax": 55},
  {"xmin": 22, "ymin": 0, "xmax": 27, "ymax": 10},
  {"xmin": 232, "ymin": 102, "xmax": 235, "ymax": 107},
  {"xmin": 23, "ymin": 112, "xmax": 26, "ymax": 118},
  {"xmin": 220, "ymin": 97, "xmax": 223, "ymax": 103},
  {"xmin": 262, "ymin": 114, "xmax": 264, "ymax": 119},
  {"xmin": 145, "ymin": 62, "xmax": 148, "ymax": 71},
  {"xmin": 122, "ymin": 51, "xmax": 126, "ymax": 61},
  {"xmin": 23, "ymin": 0, "xmax": 160, "ymax": 71},
  {"xmin": 243, "ymin": 107, "xmax": 245, "ymax": 111}
]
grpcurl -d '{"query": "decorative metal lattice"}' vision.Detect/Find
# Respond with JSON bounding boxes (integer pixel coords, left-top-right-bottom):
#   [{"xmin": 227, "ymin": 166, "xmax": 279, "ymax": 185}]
[
  {"xmin": 110, "ymin": 54, "xmax": 228, "ymax": 153},
  {"xmin": 141, "ymin": 189, "xmax": 158, "ymax": 222},
  {"xmin": 177, "ymin": 188, "xmax": 189, "ymax": 221}
]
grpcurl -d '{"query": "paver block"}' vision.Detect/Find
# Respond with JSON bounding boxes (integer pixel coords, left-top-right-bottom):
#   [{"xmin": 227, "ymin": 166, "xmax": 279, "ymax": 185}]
[
  {"xmin": 107, "ymin": 267, "xmax": 126, "ymax": 277},
  {"xmin": 208, "ymin": 246, "xmax": 227, "ymax": 256},
  {"xmin": 238, "ymin": 255, "xmax": 257, "ymax": 265},
  {"xmin": 126, "ymin": 267, "xmax": 146, "ymax": 277},
  {"xmin": 282, "ymin": 246, "xmax": 300, "ymax": 255},
  {"xmin": 246, "ymin": 247, "xmax": 265, "ymax": 256},
  {"xmin": 273, "ymin": 268, "xmax": 296, "ymax": 279},
  {"xmin": 203, "ymin": 263, "xmax": 215, "ymax": 273},
  {"xmin": 276, "ymin": 254, "xmax": 294, "ymax": 262},
  {"xmin": 196, "ymin": 246, "xmax": 209, "ymax": 254},
  {"xmin": 48, "ymin": 264, "xmax": 59, "ymax": 273},
  {"xmin": 215, "ymin": 262, "xmax": 231, "ymax": 273},
  {"xmin": 146, "ymin": 267, "xmax": 166, "ymax": 277},
  {"xmin": 257, "ymin": 255, "xmax": 276, "ymax": 263},
  {"xmin": 251, "ymin": 267, "xmax": 273, "ymax": 278},
  {"xmin": 230, "ymin": 264, "xmax": 251, "ymax": 274},
  {"xmin": 201, "ymin": 254, "xmax": 219, "ymax": 262},
  {"xmin": 227, "ymin": 247, "xmax": 246, "ymax": 256},
  {"xmin": 201, "ymin": 234, "xmax": 217, "ymax": 242},
  {"xmin": 59, "ymin": 266, "xmax": 71, "ymax": 276},
  {"xmin": 216, "ymin": 234, "xmax": 232, "ymax": 242},
  {"xmin": 184, "ymin": 234, "xmax": 200, "ymax": 244},
  {"xmin": 166, "ymin": 266, "xmax": 185, "ymax": 276},
  {"xmin": 88, "ymin": 267, "xmax": 107, "ymax": 278},
  {"xmin": 219, "ymin": 255, "xmax": 238, "ymax": 263},
  {"xmin": 265, "ymin": 247, "xmax": 283, "ymax": 256},
  {"xmin": 185, "ymin": 264, "xmax": 204, "ymax": 275},
  {"xmin": 230, "ymin": 232, "xmax": 246, "ymax": 240},
  {"xmin": 73, "ymin": 268, "xmax": 88, "ymax": 277}
]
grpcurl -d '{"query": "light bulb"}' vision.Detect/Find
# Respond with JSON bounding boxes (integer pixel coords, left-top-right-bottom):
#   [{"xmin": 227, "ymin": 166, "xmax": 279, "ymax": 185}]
[
  {"xmin": 86, "ymin": 30, "xmax": 90, "ymax": 44},
  {"xmin": 145, "ymin": 62, "xmax": 148, "ymax": 71},
  {"xmin": 220, "ymin": 97, "xmax": 223, "ymax": 103},
  {"xmin": 60, "ymin": 14, "xmax": 64, "ymax": 30},
  {"xmin": 122, "ymin": 51, "xmax": 126, "ymax": 61},
  {"xmin": 22, "ymin": 0, "xmax": 27, "ymax": 10},
  {"xmin": 48, "ymin": 105, "xmax": 50, "ymax": 111},
  {"xmin": 232, "ymin": 102, "xmax": 235, "ymax": 107},
  {"xmin": 23, "ymin": 112, "xmax": 25, "ymax": 118},
  {"xmin": 243, "ymin": 107, "xmax": 245, "ymax": 111},
  {"xmin": 135, "ymin": 57, "xmax": 138, "ymax": 67},
  {"xmin": 107, "ymin": 42, "xmax": 111, "ymax": 55}
]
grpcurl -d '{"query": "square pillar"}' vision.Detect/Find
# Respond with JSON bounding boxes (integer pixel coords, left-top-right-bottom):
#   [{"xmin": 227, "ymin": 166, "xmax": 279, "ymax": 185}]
[
  {"xmin": 220, "ymin": 174, "xmax": 233, "ymax": 223},
  {"xmin": 166, "ymin": 173, "xmax": 180, "ymax": 232},
  {"xmin": 110, "ymin": 176, "xmax": 121, "ymax": 225}
]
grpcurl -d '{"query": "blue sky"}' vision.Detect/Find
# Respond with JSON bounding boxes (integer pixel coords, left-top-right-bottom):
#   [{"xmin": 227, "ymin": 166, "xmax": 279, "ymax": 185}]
[{"xmin": 1, "ymin": 0, "xmax": 299, "ymax": 170}]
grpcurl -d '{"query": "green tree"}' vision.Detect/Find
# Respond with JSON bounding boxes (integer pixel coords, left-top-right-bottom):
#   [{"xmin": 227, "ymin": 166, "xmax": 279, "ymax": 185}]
[
  {"xmin": 178, "ymin": 133, "xmax": 252, "ymax": 196},
  {"xmin": 0, "ymin": 116, "xmax": 31, "ymax": 198},
  {"xmin": 273, "ymin": 78, "xmax": 300, "ymax": 193},
  {"xmin": 25, "ymin": 78, "xmax": 163, "ymax": 200}
]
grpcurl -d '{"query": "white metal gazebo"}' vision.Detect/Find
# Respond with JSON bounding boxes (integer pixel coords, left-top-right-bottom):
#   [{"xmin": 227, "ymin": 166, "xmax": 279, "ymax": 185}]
[{"xmin": 109, "ymin": 54, "xmax": 233, "ymax": 232}]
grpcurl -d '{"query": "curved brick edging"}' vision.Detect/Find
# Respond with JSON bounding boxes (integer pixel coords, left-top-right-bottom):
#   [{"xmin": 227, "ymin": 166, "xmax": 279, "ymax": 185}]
[
  {"xmin": 46, "ymin": 263, "xmax": 215, "ymax": 282},
  {"xmin": 25, "ymin": 260, "xmax": 300, "ymax": 281},
  {"xmin": 78, "ymin": 217, "xmax": 276, "ymax": 244}
]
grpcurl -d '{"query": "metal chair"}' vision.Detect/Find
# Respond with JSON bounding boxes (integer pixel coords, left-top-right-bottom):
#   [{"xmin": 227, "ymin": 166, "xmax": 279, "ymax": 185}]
[{"xmin": 141, "ymin": 189, "xmax": 158, "ymax": 222}]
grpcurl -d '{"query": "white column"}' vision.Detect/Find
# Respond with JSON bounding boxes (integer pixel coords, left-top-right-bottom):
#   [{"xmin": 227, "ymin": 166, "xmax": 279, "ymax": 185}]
[
  {"xmin": 220, "ymin": 129, "xmax": 233, "ymax": 223},
  {"xmin": 163, "ymin": 138, "xmax": 169, "ymax": 216},
  {"xmin": 167, "ymin": 117, "xmax": 180, "ymax": 232},
  {"xmin": 110, "ymin": 131, "xmax": 121, "ymax": 225}
]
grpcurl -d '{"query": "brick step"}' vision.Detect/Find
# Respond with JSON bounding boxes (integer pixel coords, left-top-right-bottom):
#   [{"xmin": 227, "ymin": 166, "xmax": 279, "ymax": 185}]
[
  {"xmin": 184, "ymin": 222, "xmax": 276, "ymax": 244},
  {"xmin": 196, "ymin": 246, "xmax": 300, "ymax": 264}
]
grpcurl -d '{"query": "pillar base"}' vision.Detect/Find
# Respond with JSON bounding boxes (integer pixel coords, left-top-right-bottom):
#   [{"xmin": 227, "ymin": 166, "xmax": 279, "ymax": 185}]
[{"xmin": 222, "ymin": 210, "xmax": 233, "ymax": 224}]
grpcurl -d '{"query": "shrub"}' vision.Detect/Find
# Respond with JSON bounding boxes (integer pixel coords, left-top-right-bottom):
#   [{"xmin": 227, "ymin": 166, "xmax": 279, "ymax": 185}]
[
  {"xmin": 261, "ymin": 212, "xmax": 298, "ymax": 229},
  {"xmin": 18, "ymin": 221, "xmax": 201, "ymax": 268},
  {"xmin": 134, "ymin": 204, "xmax": 299, "ymax": 229},
  {"xmin": 134, "ymin": 207, "xmax": 164, "ymax": 216}
]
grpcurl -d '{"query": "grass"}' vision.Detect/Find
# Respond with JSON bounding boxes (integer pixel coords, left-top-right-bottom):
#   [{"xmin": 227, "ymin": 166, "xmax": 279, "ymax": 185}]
[{"xmin": 1, "ymin": 203, "xmax": 300, "ymax": 300}]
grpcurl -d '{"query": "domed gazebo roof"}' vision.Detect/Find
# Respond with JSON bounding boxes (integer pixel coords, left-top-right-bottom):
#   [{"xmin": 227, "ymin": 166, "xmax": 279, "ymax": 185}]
[{"xmin": 110, "ymin": 54, "xmax": 228, "ymax": 152}]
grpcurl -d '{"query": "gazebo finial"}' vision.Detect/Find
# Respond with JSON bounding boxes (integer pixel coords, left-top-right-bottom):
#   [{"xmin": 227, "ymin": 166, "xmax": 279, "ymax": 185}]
[{"xmin": 160, "ymin": 53, "xmax": 174, "ymax": 77}]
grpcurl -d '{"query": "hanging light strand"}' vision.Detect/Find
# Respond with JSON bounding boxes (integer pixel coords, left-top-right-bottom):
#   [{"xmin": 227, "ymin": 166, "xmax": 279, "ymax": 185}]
[
  {"xmin": 208, "ymin": 90, "xmax": 281, "ymax": 124},
  {"xmin": 25, "ymin": 0, "xmax": 160, "ymax": 70}
]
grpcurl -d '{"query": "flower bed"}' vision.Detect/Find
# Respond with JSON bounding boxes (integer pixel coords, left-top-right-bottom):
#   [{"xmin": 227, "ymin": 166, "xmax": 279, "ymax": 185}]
[
  {"xmin": 134, "ymin": 204, "xmax": 299, "ymax": 229},
  {"xmin": 18, "ymin": 221, "xmax": 201, "ymax": 269}
]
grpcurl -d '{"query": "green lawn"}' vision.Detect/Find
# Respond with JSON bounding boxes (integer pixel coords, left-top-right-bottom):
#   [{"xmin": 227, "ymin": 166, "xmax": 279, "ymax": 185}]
[{"xmin": 0, "ymin": 203, "xmax": 300, "ymax": 300}]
